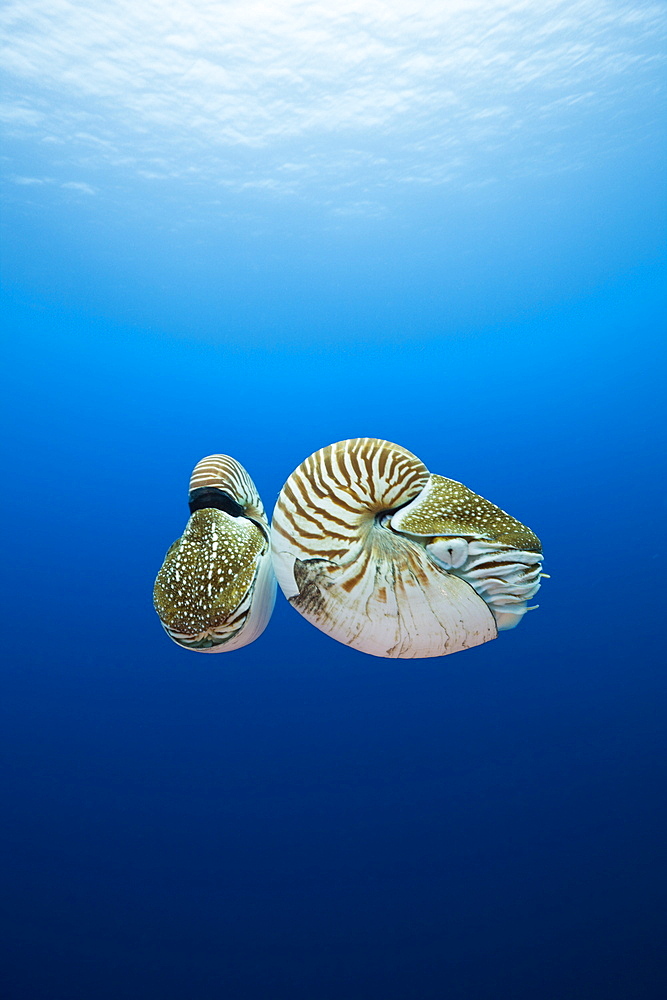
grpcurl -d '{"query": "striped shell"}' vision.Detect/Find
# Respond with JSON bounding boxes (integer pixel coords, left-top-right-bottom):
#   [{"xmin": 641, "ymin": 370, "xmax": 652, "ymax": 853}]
[
  {"xmin": 271, "ymin": 438, "xmax": 543, "ymax": 659},
  {"xmin": 153, "ymin": 455, "xmax": 276, "ymax": 652}
]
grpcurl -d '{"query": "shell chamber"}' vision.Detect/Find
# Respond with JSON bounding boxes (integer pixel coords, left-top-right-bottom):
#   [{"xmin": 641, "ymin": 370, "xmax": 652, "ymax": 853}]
[
  {"xmin": 153, "ymin": 455, "xmax": 276, "ymax": 652},
  {"xmin": 271, "ymin": 438, "xmax": 543, "ymax": 659}
]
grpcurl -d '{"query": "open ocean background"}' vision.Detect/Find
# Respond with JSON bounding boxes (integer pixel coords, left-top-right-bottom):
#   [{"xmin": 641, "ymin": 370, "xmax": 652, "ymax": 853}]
[{"xmin": 1, "ymin": 3, "xmax": 666, "ymax": 998}]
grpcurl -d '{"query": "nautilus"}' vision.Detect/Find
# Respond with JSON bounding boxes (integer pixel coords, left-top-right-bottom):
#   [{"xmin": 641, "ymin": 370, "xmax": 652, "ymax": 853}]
[
  {"xmin": 271, "ymin": 438, "xmax": 543, "ymax": 659},
  {"xmin": 153, "ymin": 455, "xmax": 276, "ymax": 652}
]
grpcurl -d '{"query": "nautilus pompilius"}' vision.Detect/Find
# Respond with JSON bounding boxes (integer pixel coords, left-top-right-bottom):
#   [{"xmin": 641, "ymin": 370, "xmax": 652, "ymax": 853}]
[
  {"xmin": 153, "ymin": 455, "xmax": 276, "ymax": 652},
  {"xmin": 271, "ymin": 438, "xmax": 543, "ymax": 659}
]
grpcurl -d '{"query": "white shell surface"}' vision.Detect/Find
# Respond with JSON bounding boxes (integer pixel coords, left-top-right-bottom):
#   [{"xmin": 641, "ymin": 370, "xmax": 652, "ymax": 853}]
[
  {"xmin": 271, "ymin": 438, "xmax": 509, "ymax": 659},
  {"xmin": 154, "ymin": 454, "xmax": 276, "ymax": 653}
]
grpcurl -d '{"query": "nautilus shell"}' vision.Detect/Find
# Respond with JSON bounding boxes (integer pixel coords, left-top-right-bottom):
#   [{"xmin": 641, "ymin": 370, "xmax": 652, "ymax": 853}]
[
  {"xmin": 153, "ymin": 455, "xmax": 276, "ymax": 652},
  {"xmin": 271, "ymin": 438, "xmax": 543, "ymax": 659}
]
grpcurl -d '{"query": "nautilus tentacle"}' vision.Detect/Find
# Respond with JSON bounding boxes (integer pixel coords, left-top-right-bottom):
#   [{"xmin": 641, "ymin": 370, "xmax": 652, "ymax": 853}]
[
  {"xmin": 153, "ymin": 455, "xmax": 276, "ymax": 652},
  {"xmin": 271, "ymin": 438, "xmax": 543, "ymax": 659}
]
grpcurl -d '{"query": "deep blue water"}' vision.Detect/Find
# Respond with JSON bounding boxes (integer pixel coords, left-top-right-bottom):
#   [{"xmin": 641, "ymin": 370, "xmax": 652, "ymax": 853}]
[{"xmin": 2, "ymin": 4, "xmax": 666, "ymax": 998}]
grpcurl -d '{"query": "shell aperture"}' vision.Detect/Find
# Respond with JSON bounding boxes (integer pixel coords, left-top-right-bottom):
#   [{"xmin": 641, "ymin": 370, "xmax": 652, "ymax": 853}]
[
  {"xmin": 153, "ymin": 455, "xmax": 276, "ymax": 652},
  {"xmin": 271, "ymin": 438, "xmax": 543, "ymax": 659}
]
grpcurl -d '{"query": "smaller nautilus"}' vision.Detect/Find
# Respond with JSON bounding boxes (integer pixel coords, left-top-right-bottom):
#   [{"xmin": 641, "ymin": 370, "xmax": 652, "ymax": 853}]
[
  {"xmin": 153, "ymin": 455, "xmax": 276, "ymax": 652},
  {"xmin": 271, "ymin": 438, "xmax": 544, "ymax": 659}
]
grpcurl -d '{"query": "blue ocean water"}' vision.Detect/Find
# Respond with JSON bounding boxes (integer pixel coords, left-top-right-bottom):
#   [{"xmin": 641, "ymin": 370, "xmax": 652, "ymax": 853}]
[{"xmin": 1, "ymin": 4, "xmax": 666, "ymax": 998}]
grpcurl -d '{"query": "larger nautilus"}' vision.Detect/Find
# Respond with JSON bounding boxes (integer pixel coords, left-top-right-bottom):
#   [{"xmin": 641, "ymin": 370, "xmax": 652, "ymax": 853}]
[
  {"xmin": 271, "ymin": 438, "xmax": 543, "ymax": 659},
  {"xmin": 153, "ymin": 455, "xmax": 276, "ymax": 652}
]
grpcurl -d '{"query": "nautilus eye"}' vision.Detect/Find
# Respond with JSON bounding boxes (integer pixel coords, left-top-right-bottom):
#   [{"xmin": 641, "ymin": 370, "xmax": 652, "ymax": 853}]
[
  {"xmin": 271, "ymin": 438, "xmax": 543, "ymax": 659},
  {"xmin": 153, "ymin": 455, "xmax": 276, "ymax": 652}
]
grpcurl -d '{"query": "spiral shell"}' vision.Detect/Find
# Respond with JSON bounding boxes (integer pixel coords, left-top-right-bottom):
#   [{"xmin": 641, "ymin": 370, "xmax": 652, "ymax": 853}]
[
  {"xmin": 271, "ymin": 438, "xmax": 543, "ymax": 659},
  {"xmin": 153, "ymin": 455, "xmax": 276, "ymax": 652}
]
